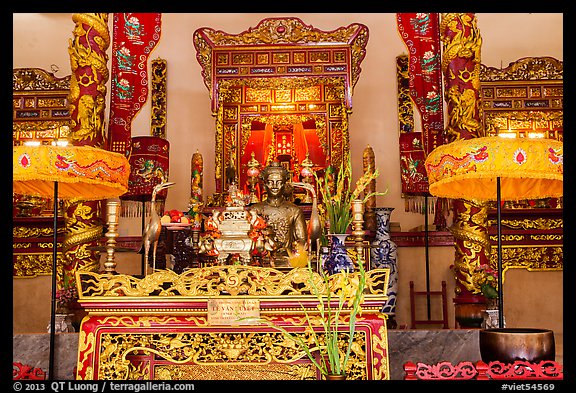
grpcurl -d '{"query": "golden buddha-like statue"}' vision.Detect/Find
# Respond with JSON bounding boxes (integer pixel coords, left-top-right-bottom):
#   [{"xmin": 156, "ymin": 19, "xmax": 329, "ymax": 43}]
[{"xmin": 249, "ymin": 161, "xmax": 308, "ymax": 268}]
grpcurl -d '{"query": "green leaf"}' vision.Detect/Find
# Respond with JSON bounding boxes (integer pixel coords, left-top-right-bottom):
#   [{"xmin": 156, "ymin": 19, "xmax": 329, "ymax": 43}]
[{"xmin": 482, "ymin": 284, "xmax": 498, "ymax": 299}]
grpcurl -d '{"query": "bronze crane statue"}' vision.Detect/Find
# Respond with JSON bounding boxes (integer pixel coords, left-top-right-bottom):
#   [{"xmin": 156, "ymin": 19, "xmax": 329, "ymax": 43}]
[
  {"xmin": 141, "ymin": 180, "xmax": 175, "ymax": 274},
  {"xmin": 292, "ymin": 181, "xmax": 322, "ymax": 247}
]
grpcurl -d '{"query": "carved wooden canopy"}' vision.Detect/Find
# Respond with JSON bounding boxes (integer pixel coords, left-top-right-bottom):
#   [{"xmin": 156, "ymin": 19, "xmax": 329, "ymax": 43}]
[
  {"xmin": 193, "ymin": 17, "xmax": 369, "ymax": 194},
  {"xmin": 479, "ymin": 56, "xmax": 563, "ymax": 141},
  {"xmin": 13, "ymin": 68, "xmax": 72, "ymax": 145}
]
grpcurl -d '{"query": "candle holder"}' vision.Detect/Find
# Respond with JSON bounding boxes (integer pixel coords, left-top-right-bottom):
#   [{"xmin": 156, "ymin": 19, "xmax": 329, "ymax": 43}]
[
  {"xmin": 104, "ymin": 201, "xmax": 120, "ymax": 274},
  {"xmin": 300, "ymin": 152, "xmax": 314, "ymax": 203},
  {"xmin": 351, "ymin": 199, "xmax": 366, "ymax": 268},
  {"xmin": 190, "ymin": 228, "xmax": 202, "ymax": 268},
  {"xmin": 246, "ymin": 152, "xmax": 261, "ymax": 204}
]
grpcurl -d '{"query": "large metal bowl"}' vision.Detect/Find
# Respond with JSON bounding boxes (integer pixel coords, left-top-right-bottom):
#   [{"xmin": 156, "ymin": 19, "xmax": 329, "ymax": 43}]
[{"xmin": 479, "ymin": 328, "xmax": 555, "ymax": 363}]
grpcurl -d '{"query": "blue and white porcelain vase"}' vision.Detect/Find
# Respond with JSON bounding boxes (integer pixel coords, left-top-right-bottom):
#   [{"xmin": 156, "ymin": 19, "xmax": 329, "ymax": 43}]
[
  {"xmin": 323, "ymin": 234, "xmax": 354, "ymax": 274},
  {"xmin": 370, "ymin": 207, "xmax": 398, "ymax": 317}
]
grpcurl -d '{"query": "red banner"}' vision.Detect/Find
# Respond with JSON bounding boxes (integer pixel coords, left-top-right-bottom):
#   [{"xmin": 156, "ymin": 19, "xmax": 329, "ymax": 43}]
[
  {"xmin": 399, "ymin": 132, "xmax": 429, "ymax": 194},
  {"xmin": 108, "ymin": 13, "xmax": 162, "ymax": 156},
  {"xmin": 397, "ymin": 13, "xmax": 444, "ymax": 155}
]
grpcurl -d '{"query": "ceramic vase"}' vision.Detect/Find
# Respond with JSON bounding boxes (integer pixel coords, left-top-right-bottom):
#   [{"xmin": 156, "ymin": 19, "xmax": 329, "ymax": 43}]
[
  {"xmin": 323, "ymin": 234, "xmax": 354, "ymax": 274},
  {"xmin": 482, "ymin": 309, "xmax": 503, "ymax": 329},
  {"xmin": 455, "ymin": 303, "xmax": 486, "ymax": 328},
  {"xmin": 370, "ymin": 207, "xmax": 398, "ymax": 316},
  {"xmin": 325, "ymin": 373, "xmax": 347, "ymax": 380}
]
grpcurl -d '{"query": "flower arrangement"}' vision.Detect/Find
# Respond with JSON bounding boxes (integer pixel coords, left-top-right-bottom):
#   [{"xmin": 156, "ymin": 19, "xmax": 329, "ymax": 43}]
[
  {"xmin": 315, "ymin": 155, "xmax": 386, "ymax": 234},
  {"xmin": 475, "ymin": 264, "xmax": 498, "ymax": 300},
  {"xmin": 55, "ymin": 281, "xmax": 78, "ymax": 313},
  {"xmin": 240, "ymin": 252, "xmax": 366, "ymax": 378}
]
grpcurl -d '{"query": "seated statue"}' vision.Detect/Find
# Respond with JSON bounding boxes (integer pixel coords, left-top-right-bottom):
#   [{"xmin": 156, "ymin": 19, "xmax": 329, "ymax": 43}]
[{"xmin": 249, "ymin": 161, "xmax": 308, "ymax": 268}]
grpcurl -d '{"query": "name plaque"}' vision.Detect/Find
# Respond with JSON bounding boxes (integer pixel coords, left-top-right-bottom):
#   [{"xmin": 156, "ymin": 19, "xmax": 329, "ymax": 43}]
[{"xmin": 207, "ymin": 298, "xmax": 260, "ymax": 325}]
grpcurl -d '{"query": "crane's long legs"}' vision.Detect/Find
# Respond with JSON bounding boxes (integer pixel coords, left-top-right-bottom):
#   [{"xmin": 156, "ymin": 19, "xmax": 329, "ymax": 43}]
[
  {"xmin": 144, "ymin": 246, "xmax": 149, "ymax": 276},
  {"xmin": 152, "ymin": 242, "xmax": 158, "ymax": 273}
]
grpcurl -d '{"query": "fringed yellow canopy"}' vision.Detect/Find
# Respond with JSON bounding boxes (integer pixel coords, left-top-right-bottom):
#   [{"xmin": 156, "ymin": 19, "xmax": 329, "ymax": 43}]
[
  {"xmin": 424, "ymin": 137, "xmax": 563, "ymax": 201},
  {"xmin": 13, "ymin": 145, "xmax": 130, "ymax": 200}
]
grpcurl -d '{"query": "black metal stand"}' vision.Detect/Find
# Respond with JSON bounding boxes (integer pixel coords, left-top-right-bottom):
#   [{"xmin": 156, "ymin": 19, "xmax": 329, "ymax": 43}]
[
  {"xmin": 496, "ymin": 177, "xmax": 504, "ymax": 328},
  {"xmin": 48, "ymin": 182, "xmax": 58, "ymax": 380},
  {"xmin": 141, "ymin": 200, "xmax": 146, "ymax": 276},
  {"xmin": 424, "ymin": 195, "xmax": 431, "ymax": 320}
]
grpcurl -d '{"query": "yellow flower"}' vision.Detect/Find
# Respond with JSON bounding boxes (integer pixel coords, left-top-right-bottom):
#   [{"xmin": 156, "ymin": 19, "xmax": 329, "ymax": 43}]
[{"xmin": 315, "ymin": 156, "xmax": 387, "ymax": 234}]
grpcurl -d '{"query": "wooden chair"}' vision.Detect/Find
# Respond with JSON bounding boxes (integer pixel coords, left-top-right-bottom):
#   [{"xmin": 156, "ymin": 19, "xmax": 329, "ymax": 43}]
[{"xmin": 409, "ymin": 280, "xmax": 449, "ymax": 329}]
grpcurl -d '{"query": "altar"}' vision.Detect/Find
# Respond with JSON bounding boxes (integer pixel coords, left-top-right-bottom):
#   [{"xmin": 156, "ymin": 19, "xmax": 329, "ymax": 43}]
[{"xmin": 74, "ymin": 266, "xmax": 390, "ymax": 380}]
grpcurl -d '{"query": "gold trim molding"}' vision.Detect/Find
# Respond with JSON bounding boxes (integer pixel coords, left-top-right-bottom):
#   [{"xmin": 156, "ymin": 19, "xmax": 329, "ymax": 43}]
[
  {"xmin": 193, "ymin": 17, "xmax": 368, "ymax": 104},
  {"xmin": 480, "ymin": 56, "xmax": 563, "ymax": 82},
  {"xmin": 78, "ymin": 266, "xmax": 389, "ymax": 299}
]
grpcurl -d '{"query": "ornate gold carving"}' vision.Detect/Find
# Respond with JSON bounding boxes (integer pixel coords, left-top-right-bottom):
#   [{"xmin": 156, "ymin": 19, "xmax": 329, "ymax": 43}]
[
  {"xmin": 203, "ymin": 18, "xmax": 361, "ymax": 46},
  {"xmin": 530, "ymin": 234, "xmax": 562, "ymax": 241},
  {"xmin": 154, "ymin": 363, "xmax": 315, "ymax": 380},
  {"xmin": 489, "ymin": 245, "xmax": 563, "ymax": 276},
  {"xmin": 13, "ymin": 226, "xmax": 65, "ymax": 238},
  {"xmin": 488, "ymin": 217, "xmax": 564, "ymax": 230},
  {"xmin": 480, "ymin": 57, "xmax": 563, "ymax": 82},
  {"xmin": 295, "ymin": 85, "xmax": 321, "ymax": 101},
  {"xmin": 196, "ymin": 19, "xmax": 365, "ymax": 196},
  {"xmin": 441, "ymin": 13, "xmax": 484, "ymax": 142},
  {"xmin": 13, "ymin": 68, "xmax": 71, "ymax": 91},
  {"xmin": 76, "ymin": 329, "xmax": 96, "ymax": 380},
  {"xmin": 450, "ymin": 200, "xmax": 491, "ymax": 295},
  {"xmin": 194, "ymin": 18, "xmax": 368, "ymax": 92},
  {"xmin": 60, "ymin": 13, "xmax": 110, "ymax": 295},
  {"xmin": 396, "ymin": 55, "xmax": 414, "ymax": 133},
  {"xmin": 78, "ymin": 266, "xmax": 389, "ymax": 299},
  {"xmin": 67, "ymin": 13, "xmax": 110, "ymax": 144},
  {"xmin": 490, "ymin": 234, "xmax": 525, "ymax": 242},
  {"xmin": 13, "ymin": 253, "xmax": 65, "ymax": 277},
  {"xmin": 440, "ymin": 13, "xmax": 482, "ymax": 80},
  {"xmin": 150, "ymin": 58, "xmax": 167, "ymax": 138},
  {"xmin": 372, "ymin": 322, "xmax": 391, "ymax": 380},
  {"xmin": 63, "ymin": 202, "xmax": 103, "ymax": 248},
  {"xmin": 13, "ymin": 68, "xmax": 72, "ymax": 144},
  {"xmin": 97, "ymin": 325, "xmax": 368, "ymax": 379},
  {"xmin": 480, "ymin": 57, "xmax": 563, "ymax": 139},
  {"xmin": 214, "ymin": 76, "xmax": 347, "ymax": 190}
]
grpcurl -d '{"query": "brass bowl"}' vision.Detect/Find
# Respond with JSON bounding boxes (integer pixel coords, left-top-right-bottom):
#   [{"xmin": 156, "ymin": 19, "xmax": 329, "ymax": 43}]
[{"xmin": 479, "ymin": 328, "xmax": 555, "ymax": 363}]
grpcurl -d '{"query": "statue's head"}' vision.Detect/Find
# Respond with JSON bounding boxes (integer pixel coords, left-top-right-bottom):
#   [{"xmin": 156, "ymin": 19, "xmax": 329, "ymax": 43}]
[
  {"xmin": 260, "ymin": 161, "xmax": 291, "ymax": 198},
  {"xmin": 260, "ymin": 161, "xmax": 290, "ymax": 182}
]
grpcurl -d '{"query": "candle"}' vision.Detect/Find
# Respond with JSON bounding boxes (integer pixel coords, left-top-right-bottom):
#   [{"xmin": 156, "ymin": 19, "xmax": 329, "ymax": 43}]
[{"xmin": 191, "ymin": 150, "xmax": 203, "ymax": 202}]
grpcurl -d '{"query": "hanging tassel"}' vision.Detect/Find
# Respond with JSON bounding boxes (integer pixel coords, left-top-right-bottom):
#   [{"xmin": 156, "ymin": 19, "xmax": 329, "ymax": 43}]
[{"xmin": 120, "ymin": 200, "xmax": 142, "ymax": 218}]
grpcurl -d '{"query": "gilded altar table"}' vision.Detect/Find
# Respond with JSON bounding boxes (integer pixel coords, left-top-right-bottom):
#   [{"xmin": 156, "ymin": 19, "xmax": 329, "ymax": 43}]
[{"xmin": 74, "ymin": 266, "xmax": 390, "ymax": 380}]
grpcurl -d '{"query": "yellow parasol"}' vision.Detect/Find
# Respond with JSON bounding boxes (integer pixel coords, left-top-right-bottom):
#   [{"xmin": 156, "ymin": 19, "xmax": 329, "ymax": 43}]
[
  {"xmin": 13, "ymin": 144, "xmax": 130, "ymax": 200},
  {"xmin": 13, "ymin": 144, "xmax": 130, "ymax": 379},
  {"xmin": 425, "ymin": 136, "xmax": 563, "ymax": 327}
]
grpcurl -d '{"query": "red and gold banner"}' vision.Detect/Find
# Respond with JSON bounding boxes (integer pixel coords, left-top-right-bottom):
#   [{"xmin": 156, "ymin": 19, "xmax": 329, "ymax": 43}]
[
  {"xmin": 399, "ymin": 132, "xmax": 429, "ymax": 195},
  {"xmin": 397, "ymin": 13, "xmax": 445, "ymax": 155},
  {"xmin": 121, "ymin": 136, "xmax": 170, "ymax": 202},
  {"xmin": 107, "ymin": 13, "xmax": 162, "ymax": 156}
]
